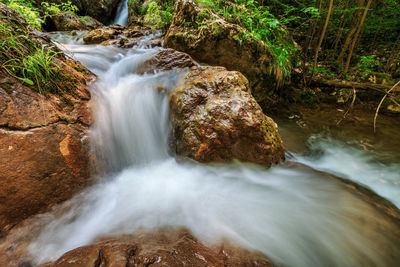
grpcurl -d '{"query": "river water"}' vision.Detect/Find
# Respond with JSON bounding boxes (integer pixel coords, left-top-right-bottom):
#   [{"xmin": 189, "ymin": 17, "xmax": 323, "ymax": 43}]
[{"xmin": 27, "ymin": 30, "xmax": 400, "ymax": 266}]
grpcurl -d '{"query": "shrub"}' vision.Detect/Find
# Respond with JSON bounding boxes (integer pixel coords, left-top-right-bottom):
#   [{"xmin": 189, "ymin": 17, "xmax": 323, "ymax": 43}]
[{"xmin": 143, "ymin": 0, "xmax": 173, "ymax": 30}]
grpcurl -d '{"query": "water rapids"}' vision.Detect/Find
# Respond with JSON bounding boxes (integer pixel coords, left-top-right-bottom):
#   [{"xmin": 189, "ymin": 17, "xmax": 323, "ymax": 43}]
[{"xmin": 28, "ymin": 32, "xmax": 400, "ymax": 267}]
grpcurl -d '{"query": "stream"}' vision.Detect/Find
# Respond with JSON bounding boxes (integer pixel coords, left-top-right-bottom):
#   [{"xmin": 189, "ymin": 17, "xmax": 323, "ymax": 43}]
[{"xmin": 26, "ymin": 23, "xmax": 400, "ymax": 267}]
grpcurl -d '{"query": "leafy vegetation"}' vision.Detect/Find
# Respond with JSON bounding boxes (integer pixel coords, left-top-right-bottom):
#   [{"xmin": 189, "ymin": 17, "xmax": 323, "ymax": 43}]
[
  {"xmin": 1, "ymin": 0, "xmax": 399, "ymax": 98},
  {"xmin": 128, "ymin": 0, "xmax": 174, "ymax": 30},
  {"xmin": 144, "ymin": 0, "xmax": 173, "ymax": 30},
  {"xmin": 287, "ymin": 0, "xmax": 400, "ymax": 83},
  {"xmin": 0, "ymin": 0, "xmax": 79, "ymax": 29},
  {"xmin": 41, "ymin": 1, "xmax": 79, "ymax": 18},
  {"xmin": 194, "ymin": 0, "xmax": 303, "ymax": 86},
  {"xmin": 125, "ymin": 0, "xmax": 398, "ymax": 88},
  {"xmin": 356, "ymin": 55, "xmax": 380, "ymax": 77},
  {"xmin": 0, "ymin": 0, "xmax": 42, "ymax": 29},
  {"xmin": 191, "ymin": 0, "xmax": 400, "ymax": 85}
]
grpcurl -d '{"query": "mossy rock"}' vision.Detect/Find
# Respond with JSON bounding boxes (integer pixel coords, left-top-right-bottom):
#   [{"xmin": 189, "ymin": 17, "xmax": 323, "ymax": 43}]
[{"xmin": 164, "ymin": 0, "xmax": 292, "ymax": 104}]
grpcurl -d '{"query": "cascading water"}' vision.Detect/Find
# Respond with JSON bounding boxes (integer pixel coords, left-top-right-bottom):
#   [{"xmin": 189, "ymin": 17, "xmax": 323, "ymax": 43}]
[
  {"xmin": 27, "ymin": 33, "xmax": 400, "ymax": 266},
  {"xmin": 112, "ymin": 0, "xmax": 129, "ymax": 26}
]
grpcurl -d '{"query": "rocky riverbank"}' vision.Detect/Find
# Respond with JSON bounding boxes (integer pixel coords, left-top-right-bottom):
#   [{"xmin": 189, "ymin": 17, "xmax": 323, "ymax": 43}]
[{"xmin": 1, "ymin": 1, "xmax": 400, "ymax": 266}]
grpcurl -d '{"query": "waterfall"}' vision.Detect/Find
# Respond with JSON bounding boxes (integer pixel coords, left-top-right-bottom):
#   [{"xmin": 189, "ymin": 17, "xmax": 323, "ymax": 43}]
[
  {"xmin": 27, "ymin": 33, "xmax": 400, "ymax": 267},
  {"xmin": 112, "ymin": 0, "xmax": 129, "ymax": 26}
]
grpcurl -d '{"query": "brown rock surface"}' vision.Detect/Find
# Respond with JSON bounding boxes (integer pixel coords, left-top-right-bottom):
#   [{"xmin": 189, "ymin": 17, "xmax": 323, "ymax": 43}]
[
  {"xmin": 0, "ymin": 66, "xmax": 93, "ymax": 236},
  {"xmin": 83, "ymin": 27, "xmax": 121, "ymax": 44},
  {"xmin": 137, "ymin": 48, "xmax": 197, "ymax": 74},
  {"xmin": 83, "ymin": 25, "xmax": 146, "ymax": 45},
  {"xmin": 0, "ymin": 3, "xmax": 94, "ymax": 236},
  {"xmin": 40, "ymin": 229, "xmax": 274, "ymax": 267},
  {"xmin": 169, "ymin": 66, "xmax": 285, "ymax": 167},
  {"xmin": 50, "ymin": 13, "xmax": 102, "ymax": 31}
]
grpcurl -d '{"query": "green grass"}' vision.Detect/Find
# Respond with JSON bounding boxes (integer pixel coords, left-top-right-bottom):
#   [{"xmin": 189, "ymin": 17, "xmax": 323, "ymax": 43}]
[
  {"xmin": 0, "ymin": 0, "xmax": 84, "ymax": 95},
  {"xmin": 0, "ymin": 20, "xmax": 64, "ymax": 94}
]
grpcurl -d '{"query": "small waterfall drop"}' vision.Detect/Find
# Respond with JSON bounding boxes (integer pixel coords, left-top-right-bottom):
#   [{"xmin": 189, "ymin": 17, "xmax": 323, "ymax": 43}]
[{"xmin": 112, "ymin": 0, "xmax": 129, "ymax": 26}]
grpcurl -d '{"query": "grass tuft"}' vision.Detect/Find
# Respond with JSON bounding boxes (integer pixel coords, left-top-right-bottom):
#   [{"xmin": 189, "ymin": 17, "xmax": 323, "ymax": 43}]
[{"xmin": 0, "ymin": 19, "xmax": 65, "ymax": 94}]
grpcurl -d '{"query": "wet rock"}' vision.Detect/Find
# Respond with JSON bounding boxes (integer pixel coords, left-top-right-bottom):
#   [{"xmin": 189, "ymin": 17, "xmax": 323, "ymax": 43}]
[
  {"xmin": 0, "ymin": 3, "xmax": 94, "ymax": 235},
  {"xmin": 41, "ymin": 229, "xmax": 274, "ymax": 267},
  {"xmin": 49, "ymin": 12, "xmax": 102, "ymax": 31},
  {"xmin": 83, "ymin": 26, "xmax": 147, "ymax": 45},
  {"xmin": 35, "ymin": 0, "xmax": 121, "ymax": 24},
  {"xmin": 169, "ymin": 66, "xmax": 285, "ymax": 167},
  {"xmin": 150, "ymin": 38, "xmax": 163, "ymax": 47},
  {"xmin": 101, "ymin": 37, "xmax": 139, "ymax": 47},
  {"xmin": 83, "ymin": 27, "xmax": 120, "ymax": 44},
  {"xmin": 164, "ymin": 0, "xmax": 290, "ymax": 100},
  {"xmin": 101, "ymin": 36, "xmax": 162, "ymax": 49},
  {"xmin": 137, "ymin": 48, "xmax": 197, "ymax": 74}
]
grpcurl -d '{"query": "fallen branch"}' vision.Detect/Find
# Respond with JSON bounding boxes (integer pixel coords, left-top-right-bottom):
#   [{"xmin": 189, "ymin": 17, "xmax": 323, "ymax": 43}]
[
  {"xmin": 374, "ymin": 80, "xmax": 400, "ymax": 133},
  {"xmin": 310, "ymin": 78, "xmax": 400, "ymax": 95}
]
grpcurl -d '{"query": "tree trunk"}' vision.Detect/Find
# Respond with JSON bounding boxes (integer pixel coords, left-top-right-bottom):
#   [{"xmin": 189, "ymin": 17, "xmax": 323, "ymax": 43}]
[
  {"xmin": 344, "ymin": 0, "xmax": 372, "ymax": 73},
  {"xmin": 313, "ymin": 0, "xmax": 334, "ymax": 70},
  {"xmin": 304, "ymin": 0, "xmax": 323, "ymax": 59},
  {"xmin": 337, "ymin": 0, "xmax": 365, "ymax": 63},
  {"xmin": 332, "ymin": 0, "xmax": 350, "ymax": 52},
  {"xmin": 302, "ymin": 0, "xmax": 323, "ymax": 85}
]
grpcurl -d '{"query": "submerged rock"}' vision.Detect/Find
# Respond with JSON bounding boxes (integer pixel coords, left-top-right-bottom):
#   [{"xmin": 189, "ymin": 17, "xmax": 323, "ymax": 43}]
[
  {"xmin": 40, "ymin": 229, "xmax": 274, "ymax": 267},
  {"xmin": 169, "ymin": 66, "xmax": 285, "ymax": 167},
  {"xmin": 137, "ymin": 48, "xmax": 197, "ymax": 74},
  {"xmin": 164, "ymin": 0, "xmax": 287, "ymax": 100},
  {"xmin": 0, "ymin": 3, "xmax": 94, "ymax": 236}
]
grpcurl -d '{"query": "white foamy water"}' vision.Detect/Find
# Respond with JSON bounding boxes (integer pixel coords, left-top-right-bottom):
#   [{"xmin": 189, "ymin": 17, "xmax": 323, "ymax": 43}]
[
  {"xmin": 293, "ymin": 136, "xmax": 400, "ymax": 207},
  {"xmin": 28, "ymin": 33, "xmax": 400, "ymax": 266}
]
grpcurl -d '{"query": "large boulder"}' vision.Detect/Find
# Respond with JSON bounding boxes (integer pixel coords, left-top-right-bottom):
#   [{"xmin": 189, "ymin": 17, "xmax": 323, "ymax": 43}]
[
  {"xmin": 39, "ymin": 229, "xmax": 274, "ymax": 267},
  {"xmin": 164, "ymin": 0, "xmax": 286, "ymax": 101},
  {"xmin": 83, "ymin": 25, "xmax": 145, "ymax": 44},
  {"xmin": 169, "ymin": 66, "xmax": 285, "ymax": 167},
  {"xmin": 0, "ymin": 3, "xmax": 93, "ymax": 236},
  {"xmin": 49, "ymin": 12, "xmax": 102, "ymax": 31},
  {"xmin": 35, "ymin": 0, "xmax": 121, "ymax": 24}
]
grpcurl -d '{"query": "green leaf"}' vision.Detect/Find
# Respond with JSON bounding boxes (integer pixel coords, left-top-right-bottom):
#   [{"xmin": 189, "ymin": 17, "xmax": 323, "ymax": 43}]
[{"xmin": 18, "ymin": 77, "xmax": 34, "ymax": 85}]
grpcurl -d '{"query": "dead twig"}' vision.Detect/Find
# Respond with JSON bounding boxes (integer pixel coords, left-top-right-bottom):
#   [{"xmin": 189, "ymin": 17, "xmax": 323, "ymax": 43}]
[{"xmin": 374, "ymin": 80, "xmax": 400, "ymax": 133}]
